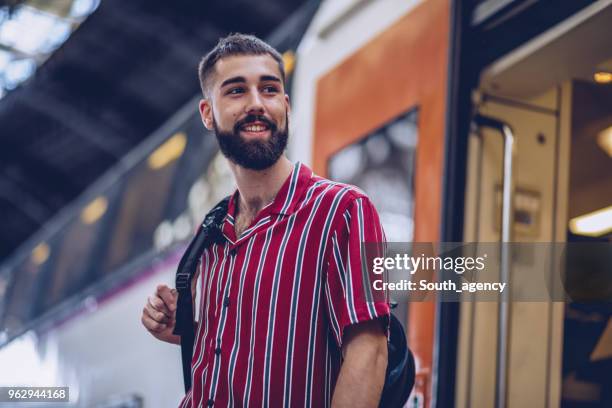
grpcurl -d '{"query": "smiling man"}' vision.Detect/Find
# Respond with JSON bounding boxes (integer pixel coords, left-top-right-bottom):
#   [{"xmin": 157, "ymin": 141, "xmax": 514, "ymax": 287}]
[{"xmin": 141, "ymin": 34, "xmax": 389, "ymax": 407}]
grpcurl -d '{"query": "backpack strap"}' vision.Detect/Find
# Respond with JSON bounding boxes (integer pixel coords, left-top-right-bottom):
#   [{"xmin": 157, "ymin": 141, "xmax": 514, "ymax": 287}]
[
  {"xmin": 380, "ymin": 313, "xmax": 416, "ymax": 407},
  {"xmin": 173, "ymin": 196, "xmax": 230, "ymax": 392}
]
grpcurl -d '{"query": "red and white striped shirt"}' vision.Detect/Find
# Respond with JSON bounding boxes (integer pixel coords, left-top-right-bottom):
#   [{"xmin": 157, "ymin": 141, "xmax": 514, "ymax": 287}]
[{"xmin": 178, "ymin": 162, "xmax": 389, "ymax": 407}]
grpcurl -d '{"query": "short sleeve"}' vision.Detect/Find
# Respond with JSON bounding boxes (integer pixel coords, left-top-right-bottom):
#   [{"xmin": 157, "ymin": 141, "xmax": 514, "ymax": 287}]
[{"xmin": 324, "ymin": 196, "xmax": 390, "ymax": 347}]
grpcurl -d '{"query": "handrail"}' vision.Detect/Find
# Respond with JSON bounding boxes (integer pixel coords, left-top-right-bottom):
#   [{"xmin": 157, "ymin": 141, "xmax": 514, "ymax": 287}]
[{"xmin": 472, "ymin": 113, "xmax": 515, "ymax": 408}]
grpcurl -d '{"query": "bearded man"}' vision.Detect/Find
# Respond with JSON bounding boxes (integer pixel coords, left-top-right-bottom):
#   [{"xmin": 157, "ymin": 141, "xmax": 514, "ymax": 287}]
[{"xmin": 141, "ymin": 33, "xmax": 389, "ymax": 408}]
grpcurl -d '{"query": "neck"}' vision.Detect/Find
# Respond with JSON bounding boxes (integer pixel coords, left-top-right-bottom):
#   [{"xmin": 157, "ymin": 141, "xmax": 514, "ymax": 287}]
[{"xmin": 229, "ymin": 156, "xmax": 293, "ymax": 217}]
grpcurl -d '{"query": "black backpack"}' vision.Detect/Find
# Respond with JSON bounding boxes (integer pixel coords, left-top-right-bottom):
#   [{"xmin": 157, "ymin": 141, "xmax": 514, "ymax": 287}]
[{"xmin": 173, "ymin": 197, "xmax": 415, "ymax": 407}]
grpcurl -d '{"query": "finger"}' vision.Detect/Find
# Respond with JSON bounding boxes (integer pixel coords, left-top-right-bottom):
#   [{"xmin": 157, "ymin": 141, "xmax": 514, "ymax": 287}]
[
  {"xmin": 145, "ymin": 300, "xmax": 170, "ymax": 323},
  {"xmin": 141, "ymin": 311, "xmax": 167, "ymax": 333},
  {"xmin": 157, "ymin": 284, "xmax": 177, "ymax": 312},
  {"xmin": 148, "ymin": 295, "xmax": 171, "ymax": 317}
]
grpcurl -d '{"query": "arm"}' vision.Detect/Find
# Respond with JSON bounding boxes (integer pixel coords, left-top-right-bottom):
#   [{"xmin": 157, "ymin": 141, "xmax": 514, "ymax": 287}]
[
  {"xmin": 332, "ymin": 318, "xmax": 388, "ymax": 408},
  {"xmin": 326, "ymin": 196, "xmax": 390, "ymax": 406}
]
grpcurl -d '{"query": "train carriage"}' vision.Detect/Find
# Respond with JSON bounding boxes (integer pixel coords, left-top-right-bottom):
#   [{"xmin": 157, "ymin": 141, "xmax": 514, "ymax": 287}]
[{"xmin": 292, "ymin": 0, "xmax": 612, "ymax": 407}]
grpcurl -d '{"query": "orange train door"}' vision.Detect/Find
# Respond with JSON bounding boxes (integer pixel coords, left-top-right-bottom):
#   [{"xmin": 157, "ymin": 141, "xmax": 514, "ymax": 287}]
[{"xmin": 310, "ymin": 0, "xmax": 451, "ymax": 405}]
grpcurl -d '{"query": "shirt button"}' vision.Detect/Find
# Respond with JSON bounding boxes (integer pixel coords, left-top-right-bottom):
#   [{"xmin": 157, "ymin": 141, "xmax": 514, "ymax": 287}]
[
  {"xmin": 223, "ymin": 297, "xmax": 230, "ymax": 307},
  {"xmin": 215, "ymin": 347, "xmax": 221, "ymax": 355},
  {"xmin": 207, "ymin": 399, "xmax": 214, "ymax": 406},
  {"xmin": 229, "ymin": 248, "xmax": 237, "ymax": 257}
]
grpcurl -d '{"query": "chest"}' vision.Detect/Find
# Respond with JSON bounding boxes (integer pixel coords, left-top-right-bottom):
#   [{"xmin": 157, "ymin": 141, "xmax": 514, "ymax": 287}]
[
  {"xmin": 233, "ymin": 212, "xmax": 255, "ymax": 239},
  {"xmin": 203, "ymin": 214, "xmax": 334, "ymax": 313}
]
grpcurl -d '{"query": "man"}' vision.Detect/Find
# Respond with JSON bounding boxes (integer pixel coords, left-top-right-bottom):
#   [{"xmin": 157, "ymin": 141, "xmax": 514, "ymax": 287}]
[{"xmin": 141, "ymin": 34, "xmax": 389, "ymax": 407}]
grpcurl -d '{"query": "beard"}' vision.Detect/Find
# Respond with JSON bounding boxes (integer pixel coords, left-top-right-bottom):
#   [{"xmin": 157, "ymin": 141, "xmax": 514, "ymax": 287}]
[{"xmin": 213, "ymin": 113, "xmax": 288, "ymax": 171}]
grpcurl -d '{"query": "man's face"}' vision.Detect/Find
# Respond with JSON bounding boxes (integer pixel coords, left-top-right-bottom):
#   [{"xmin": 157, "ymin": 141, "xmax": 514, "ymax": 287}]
[{"xmin": 199, "ymin": 54, "xmax": 290, "ymax": 170}]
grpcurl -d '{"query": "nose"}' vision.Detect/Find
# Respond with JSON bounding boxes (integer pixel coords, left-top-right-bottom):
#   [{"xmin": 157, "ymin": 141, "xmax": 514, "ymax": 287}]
[{"xmin": 245, "ymin": 88, "xmax": 265, "ymax": 115}]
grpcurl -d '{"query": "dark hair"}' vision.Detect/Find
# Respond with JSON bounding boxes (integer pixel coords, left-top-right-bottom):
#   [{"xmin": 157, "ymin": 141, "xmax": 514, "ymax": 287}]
[{"xmin": 198, "ymin": 33, "xmax": 285, "ymax": 97}]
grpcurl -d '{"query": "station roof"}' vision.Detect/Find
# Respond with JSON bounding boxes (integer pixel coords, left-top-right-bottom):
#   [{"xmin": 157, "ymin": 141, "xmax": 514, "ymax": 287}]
[{"xmin": 0, "ymin": 0, "xmax": 311, "ymax": 261}]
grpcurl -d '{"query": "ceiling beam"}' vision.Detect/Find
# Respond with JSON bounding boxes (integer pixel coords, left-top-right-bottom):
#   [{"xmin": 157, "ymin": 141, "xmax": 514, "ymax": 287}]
[
  {"xmin": 0, "ymin": 178, "xmax": 49, "ymax": 225},
  {"xmin": 17, "ymin": 91, "xmax": 129, "ymax": 159}
]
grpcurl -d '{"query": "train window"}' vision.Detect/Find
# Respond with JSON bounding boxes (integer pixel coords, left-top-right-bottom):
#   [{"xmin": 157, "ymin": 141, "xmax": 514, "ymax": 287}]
[
  {"xmin": 328, "ymin": 109, "xmax": 418, "ymax": 325},
  {"xmin": 328, "ymin": 109, "xmax": 418, "ymax": 242},
  {"xmin": 36, "ymin": 189, "xmax": 116, "ymax": 315},
  {"xmin": 1, "ymin": 240, "xmax": 57, "ymax": 334},
  {"xmin": 100, "ymin": 136, "xmax": 183, "ymax": 275},
  {"xmin": 1, "ymin": 176, "xmax": 124, "ymax": 334}
]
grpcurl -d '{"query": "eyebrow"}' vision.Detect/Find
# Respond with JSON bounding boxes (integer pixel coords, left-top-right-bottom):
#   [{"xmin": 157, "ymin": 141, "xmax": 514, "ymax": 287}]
[
  {"xmin": 220, "ymin": 76, "xmax": 245, "ymax": 88},
  {"xmin": 220, "ymin": 75, "xmax": 281, "ymax": 88},
  {"xmin": 260, "ymin": 75, "xmax": 281, "ymax": 83}
]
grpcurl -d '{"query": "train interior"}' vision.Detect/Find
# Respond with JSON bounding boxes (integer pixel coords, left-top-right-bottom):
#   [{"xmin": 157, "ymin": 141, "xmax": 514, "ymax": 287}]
[{"xmin": 461, "ymin": 2, "xmax": 612, "ymax": 407}]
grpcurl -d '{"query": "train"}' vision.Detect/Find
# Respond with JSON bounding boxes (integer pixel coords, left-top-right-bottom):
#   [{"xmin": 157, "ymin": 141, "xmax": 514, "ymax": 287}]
[{"xmin": 1, "ymin": 0, "xmax": 611, "ymax": 407}]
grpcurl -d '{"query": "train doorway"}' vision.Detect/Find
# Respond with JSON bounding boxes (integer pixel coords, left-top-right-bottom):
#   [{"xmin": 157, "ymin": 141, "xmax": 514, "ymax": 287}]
[{"xmin": 458, "ymin": 2, "xmax": 612, "ymax": 407}]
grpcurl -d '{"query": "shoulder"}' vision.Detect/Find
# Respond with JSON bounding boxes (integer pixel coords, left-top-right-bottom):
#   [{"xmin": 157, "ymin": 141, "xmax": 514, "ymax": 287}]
[
  {"xmin": 306, "ymin": 175, "xmax": 380, "ymax": 223},
  {"xmin": 309, "ymin": 174, "xmax": 370, "ymax": 206}
]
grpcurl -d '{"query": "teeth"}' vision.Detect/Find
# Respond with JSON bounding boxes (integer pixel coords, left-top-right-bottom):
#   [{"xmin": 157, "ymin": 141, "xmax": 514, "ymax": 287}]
[{"xmin": 244, "ymin": 125, "xmax": 267, "ymax": 132}]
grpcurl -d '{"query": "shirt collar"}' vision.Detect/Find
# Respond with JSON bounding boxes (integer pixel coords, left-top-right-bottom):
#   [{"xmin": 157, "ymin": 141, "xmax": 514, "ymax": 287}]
[
  {"xmin": 266, "ymin": 161, "xmax": 313, "ymax": 216},
  {"xmin": 225, "ymin": 161, "xmax": 313, "ymax": 228}
]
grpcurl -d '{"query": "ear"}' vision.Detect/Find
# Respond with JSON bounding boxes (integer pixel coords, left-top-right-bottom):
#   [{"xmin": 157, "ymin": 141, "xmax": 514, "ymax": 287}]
[
  {"xmin": 199, "ymin": 99, "xmax": 213, "ymax": 130},
  {"xmin": 284, "ymin": 93, "xmax": 291, "ymax": 115}
]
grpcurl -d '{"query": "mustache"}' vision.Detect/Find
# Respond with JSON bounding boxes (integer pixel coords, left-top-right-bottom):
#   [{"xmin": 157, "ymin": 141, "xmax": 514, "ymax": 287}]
[{"xmin": 233, "ymin": 114, "xmax": 277, "ymax": 133}]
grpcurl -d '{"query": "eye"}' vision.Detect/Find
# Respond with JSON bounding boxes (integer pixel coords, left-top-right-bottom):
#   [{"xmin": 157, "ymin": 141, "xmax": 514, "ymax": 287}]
[
  {"xmin": 226, "ymin": 87, "xmax": 245, "ymax": 95},
  {"xmin": 262, "ymin": 85, "xmax": 280, "ymax": 94}
]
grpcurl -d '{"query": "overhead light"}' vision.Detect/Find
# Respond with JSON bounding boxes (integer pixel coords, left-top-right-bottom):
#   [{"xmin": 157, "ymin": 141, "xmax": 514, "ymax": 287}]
[
  {"xmin": 597, "ymin": 126, "xmax": 612, "ymax": 157},
  {"xmin": 282, "ymin": 50, "xmax": 295, "ymax": 76},
  {"xmin": 147, "ymin": 132, "xmax": 187, "ymax": 170},
  {"xmin": 569, "ymin": 205, "xmax": 612, "ymax": 237},
  {"xmin": 594, "ymin": 71, "xmax": 612, "ymax": 84},
  {"xmin": 31, "ymin": 242, "xmax": 50, "ymax": 265},
  {"xmin": 80, "ymin": 196, "xmax": 107, "ymax": 224}
]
